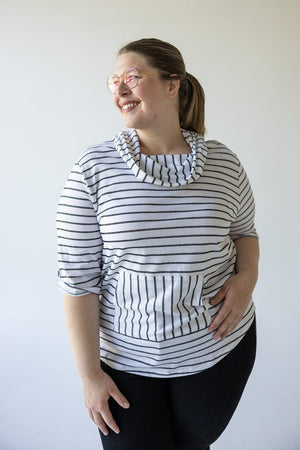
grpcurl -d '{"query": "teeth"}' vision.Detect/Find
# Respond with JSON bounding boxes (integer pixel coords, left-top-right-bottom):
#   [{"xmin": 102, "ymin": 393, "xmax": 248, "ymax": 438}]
[{"xmin": 122, "ymin": 102, "xmax": 139, "ymax": 111}]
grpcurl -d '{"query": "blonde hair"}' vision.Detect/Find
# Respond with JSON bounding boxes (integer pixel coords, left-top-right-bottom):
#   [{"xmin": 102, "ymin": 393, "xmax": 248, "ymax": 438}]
[{"xmin": 118, "ymin": 38, "xmax": 206, "ymax": 135}]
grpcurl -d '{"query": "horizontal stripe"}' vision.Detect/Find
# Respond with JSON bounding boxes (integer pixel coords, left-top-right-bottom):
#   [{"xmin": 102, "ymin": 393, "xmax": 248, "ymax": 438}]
[{"xmin": 57, "ymin": 130, "xmax": 258, "ymax": 376}]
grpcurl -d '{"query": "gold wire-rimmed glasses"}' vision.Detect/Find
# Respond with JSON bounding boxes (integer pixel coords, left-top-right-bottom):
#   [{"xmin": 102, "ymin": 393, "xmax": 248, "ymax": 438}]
[{"xmin": 106, "ymin": 67, "xmax": 160, "ymax": 94}]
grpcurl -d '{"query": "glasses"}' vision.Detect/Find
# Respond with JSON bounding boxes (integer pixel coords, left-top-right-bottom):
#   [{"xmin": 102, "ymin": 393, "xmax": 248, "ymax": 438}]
[{"xmin": 106, "ymin": 67, "xmax": 160, "ymax": 94}]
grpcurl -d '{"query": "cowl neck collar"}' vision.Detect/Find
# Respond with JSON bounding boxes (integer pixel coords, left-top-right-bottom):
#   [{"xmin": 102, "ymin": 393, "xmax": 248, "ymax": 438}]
[{"xmin": 113, "ymin": 128, "xmax": 207, "ymax": 187}]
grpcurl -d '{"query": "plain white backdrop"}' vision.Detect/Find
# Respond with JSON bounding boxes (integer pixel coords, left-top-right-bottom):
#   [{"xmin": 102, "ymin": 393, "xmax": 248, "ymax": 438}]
[{"xmin": 1, "ymin": 0, "xmax": 299, "ymax": 449}]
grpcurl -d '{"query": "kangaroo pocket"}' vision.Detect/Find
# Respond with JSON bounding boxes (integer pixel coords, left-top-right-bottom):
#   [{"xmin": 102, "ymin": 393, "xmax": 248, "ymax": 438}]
[{"xmin": 114, "ymin": 270, "xmax": 211, "ymax": 342}]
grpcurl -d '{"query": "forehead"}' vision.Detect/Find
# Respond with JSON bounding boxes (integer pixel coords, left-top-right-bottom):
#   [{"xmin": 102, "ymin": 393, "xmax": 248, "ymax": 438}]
[{"xmin": 114, "ymin": 52, "xmax": 152, "ymax": 74}]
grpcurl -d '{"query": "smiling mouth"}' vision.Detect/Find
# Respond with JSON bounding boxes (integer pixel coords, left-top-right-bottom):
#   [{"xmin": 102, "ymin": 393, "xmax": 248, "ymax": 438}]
[{"xmin": 121, "ymin": 102, "xmax": 140, "ymax": 112}]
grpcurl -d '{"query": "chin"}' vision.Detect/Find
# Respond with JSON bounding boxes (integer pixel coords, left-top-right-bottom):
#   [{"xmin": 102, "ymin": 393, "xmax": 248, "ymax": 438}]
[{"xmin": 122, "ymin": 117, "xmax": 141, "ymax": 130}]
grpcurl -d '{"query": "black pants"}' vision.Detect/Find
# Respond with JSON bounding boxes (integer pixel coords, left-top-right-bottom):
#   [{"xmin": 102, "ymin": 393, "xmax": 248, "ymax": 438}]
[{"xmin": 99, "ymin": 318, "xmax": 256, "ymax": 450}]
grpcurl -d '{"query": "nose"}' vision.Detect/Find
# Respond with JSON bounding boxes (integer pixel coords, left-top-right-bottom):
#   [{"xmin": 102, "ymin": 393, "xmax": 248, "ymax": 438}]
[{"xmin": 114, "ymin": 79, "xmax": 131, "ymax": 96}]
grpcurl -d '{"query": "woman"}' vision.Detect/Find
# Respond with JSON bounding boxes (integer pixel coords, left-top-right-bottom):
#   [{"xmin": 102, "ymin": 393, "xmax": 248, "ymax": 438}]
[{"xmin": 57, "ymin": 38, "xmax": 259, "ymax": 450}]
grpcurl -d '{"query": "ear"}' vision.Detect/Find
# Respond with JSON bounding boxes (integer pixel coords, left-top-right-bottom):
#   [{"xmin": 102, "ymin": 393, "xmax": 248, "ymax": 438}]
[{"xmin": 167, "ymin": 76, "xmax": 180, "ymax": 99}]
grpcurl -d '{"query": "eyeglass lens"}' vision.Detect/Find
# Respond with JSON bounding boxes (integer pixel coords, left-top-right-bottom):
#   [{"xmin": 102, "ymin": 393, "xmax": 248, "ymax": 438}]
[{"xmin": 107, "ymin": 68, "xmax": 139, "ymax": 93}]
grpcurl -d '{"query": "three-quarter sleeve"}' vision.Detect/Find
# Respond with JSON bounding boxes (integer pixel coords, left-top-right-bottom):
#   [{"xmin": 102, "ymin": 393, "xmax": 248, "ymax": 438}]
[
  {"xmin": 56, "ymin": 162, "xmax": 102, "ymax": 296},
  {"xmin": 229, "ymin": 162, "xmax": 258, "ymax": 241}
]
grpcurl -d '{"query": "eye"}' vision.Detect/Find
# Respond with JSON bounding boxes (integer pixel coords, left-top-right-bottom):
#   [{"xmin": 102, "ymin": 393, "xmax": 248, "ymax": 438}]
[
  {"xmin": 108, "ymin": 75, "xmax": 119, "ymax": 86},
  {"xmin": 126, "ymin": 75, "xmax": 138, "ymax": 83},
  {"xmin": 124, "ymin": 69, "xmax": 140, "ymax": 87}
]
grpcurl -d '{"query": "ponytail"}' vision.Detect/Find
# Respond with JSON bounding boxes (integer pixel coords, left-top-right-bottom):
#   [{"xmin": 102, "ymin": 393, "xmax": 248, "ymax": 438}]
[{"xmin": 179, "ymin": 72, "xmax": 206, "ymax": 135}]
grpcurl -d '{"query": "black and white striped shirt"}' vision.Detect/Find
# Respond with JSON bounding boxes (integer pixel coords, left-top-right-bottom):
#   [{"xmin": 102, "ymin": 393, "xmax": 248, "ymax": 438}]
[{"xmin": 57, "ymin": 129, "xmax": 258, "ymax": 377}]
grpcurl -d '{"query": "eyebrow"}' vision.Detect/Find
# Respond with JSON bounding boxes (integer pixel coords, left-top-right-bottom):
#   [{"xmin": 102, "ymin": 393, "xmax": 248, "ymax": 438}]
[{"xmin": 114, "ymin": 67, "xmax": 143, "ymax": 76}]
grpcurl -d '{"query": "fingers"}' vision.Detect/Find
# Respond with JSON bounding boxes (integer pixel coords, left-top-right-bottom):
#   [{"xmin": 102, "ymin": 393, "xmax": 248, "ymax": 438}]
[
  {"xmin": 88, "ymin": 408, "xmax": 108, "ymax": 435},
  {"xmin": 209, "ymin": 275, "xmax": 249, "ymax": 340},
  {"xmin": 209, "ymin": 297, "xmax": 245, "ymax": 340},
  {"xmin": 98, "ymin": 386, "xmax": 130, "ymax": 434},
  {"xmin": 89, "ymin": 408, "xmax": 110, "ymax": 436},
  {"xmin": 99, "ymin": 404, "xmax": 121, "ymax": 435},
  {"xmin": 209, "ymin": 309, "xmax": 237, "ymax": 340},
  {"xmin": 209, "ymin": 307, "xmax": 229, "ymax": 339},
  {"xmin": 88, "ymin": 404, "xmax": 120, "ymax": 436},
  {"xmin": 85, "ymin": 380, "xmax": 130, "ymax": 436}
]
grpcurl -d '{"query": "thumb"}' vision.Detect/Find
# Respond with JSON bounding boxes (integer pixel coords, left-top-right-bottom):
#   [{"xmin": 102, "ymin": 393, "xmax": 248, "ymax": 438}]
[
  {"xmin": 109, "ymin": 384, "xmax": 130, "ymax": 409},
  {"xmin": 210, "ymin": 286, "xmax": 226, "ymax": 306}
]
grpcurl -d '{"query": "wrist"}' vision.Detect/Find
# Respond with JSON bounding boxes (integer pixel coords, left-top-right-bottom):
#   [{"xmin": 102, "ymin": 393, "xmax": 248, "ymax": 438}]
[
  {"xmin": 237, "ymin": 266, "xmax": 258, "ymax": 277},
  {"xmin": 236, "ymin": 268, "xmax": 258, "ymax": 289},
  {"xmin": 79, "ymin": 366, "xmax": 104, "ymax": 382}
]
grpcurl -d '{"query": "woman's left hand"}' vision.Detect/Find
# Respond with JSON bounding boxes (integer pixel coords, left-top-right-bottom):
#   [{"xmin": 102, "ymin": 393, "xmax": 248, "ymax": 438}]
[{"xmin": 208, "ymin": 271, "xmax": 256, "ymax": 340}]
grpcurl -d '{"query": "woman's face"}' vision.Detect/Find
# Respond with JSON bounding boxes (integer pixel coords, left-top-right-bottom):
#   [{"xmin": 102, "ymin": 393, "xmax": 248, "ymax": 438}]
[{"xmin": 112, "ymin": 52, "xmax": 176, "ymax": 132}]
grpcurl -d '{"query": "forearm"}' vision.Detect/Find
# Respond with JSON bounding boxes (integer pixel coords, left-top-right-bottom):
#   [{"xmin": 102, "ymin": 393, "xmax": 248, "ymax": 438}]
[
  {"xmin": 63, "ymin": 292, "xmax": 102, "ymax": 380},
  {"xmin": 63, "ymin": 292, "xmax": 130, "ymax": 434},
  {"xmin": 234, "ymin": 236, "xmax": 259, "ymax": 286}
]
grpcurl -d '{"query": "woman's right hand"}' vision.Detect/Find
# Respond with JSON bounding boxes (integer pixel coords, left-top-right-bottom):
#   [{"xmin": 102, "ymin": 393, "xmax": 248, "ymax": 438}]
[{"xmin": 81, "ymin": 369, "xmax": 130, "ymax": 436}]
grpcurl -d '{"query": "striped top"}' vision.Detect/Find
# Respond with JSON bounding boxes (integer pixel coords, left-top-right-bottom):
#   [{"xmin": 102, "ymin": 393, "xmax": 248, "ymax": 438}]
[{"xmin": 57, "ymin": 128, "xmax": 258, "ymax": 377}]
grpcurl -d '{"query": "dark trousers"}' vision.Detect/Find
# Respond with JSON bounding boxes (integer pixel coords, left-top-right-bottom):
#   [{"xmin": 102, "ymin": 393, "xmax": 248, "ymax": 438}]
[{"xmin": 99, "ymin": 318, "xmax": 256, "ymax": 450}]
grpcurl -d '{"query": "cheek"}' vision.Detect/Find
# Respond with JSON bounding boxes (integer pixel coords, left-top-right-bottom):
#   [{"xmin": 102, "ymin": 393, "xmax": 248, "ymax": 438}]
[{"xmin": 113, "ymin": 97, "xmax": 119, "ymax": 108}]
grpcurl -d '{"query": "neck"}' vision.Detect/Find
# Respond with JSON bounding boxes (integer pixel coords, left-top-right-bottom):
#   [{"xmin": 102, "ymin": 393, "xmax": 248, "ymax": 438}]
[{"xmin": 136, "ymin": 126, "xmax": 191, "ymax": 156}]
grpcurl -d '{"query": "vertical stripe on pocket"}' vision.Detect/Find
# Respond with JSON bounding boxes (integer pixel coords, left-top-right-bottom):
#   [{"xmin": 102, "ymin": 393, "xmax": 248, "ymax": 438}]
[{"xmin": 115, "ymin": 270, "xmax": 210, "ymax": 341}]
